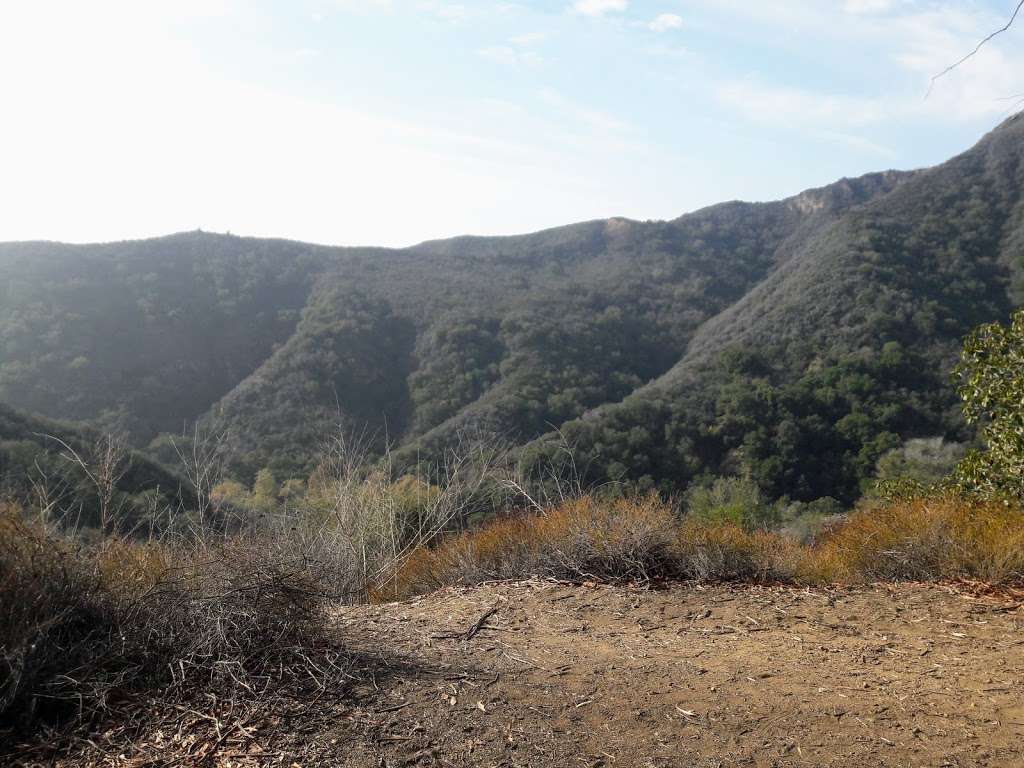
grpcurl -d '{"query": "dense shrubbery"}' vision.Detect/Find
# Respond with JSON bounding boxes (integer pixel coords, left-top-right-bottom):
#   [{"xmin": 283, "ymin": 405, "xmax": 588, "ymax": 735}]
[
  {"xmin": 0, "ymin": 234, "xmax": 326, "ymax": 440},
  {"xmin": 388, "ymin": 493, "xmax": 1024, "ymax": 599},
  {"xmin": 874, "ymin": 437, "xmax": 966, "ymax": 489},
  {"xmin": 511, "ymin": 119, "xmax": 1024, "ymax": 503},
  {"xmin": 812, "ymin": 496, "xmax": 1024, "ymax": 583},
  {"xmin": 0, "ymin": 426, "xmax": 516, "ymax": 738},
  {"xmin": 0, "ymin": 404, "xmax": 190, "ymax": 530},
  {"xmin": 5, "ymin": 394, "xmax": 1024, "ymax": 743}
]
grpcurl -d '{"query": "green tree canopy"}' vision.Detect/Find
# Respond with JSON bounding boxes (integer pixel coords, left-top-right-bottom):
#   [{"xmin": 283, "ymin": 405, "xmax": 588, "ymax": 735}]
[{"xmin": 954, "ymin": 309, "xmax": 1024, "ymax": 502}]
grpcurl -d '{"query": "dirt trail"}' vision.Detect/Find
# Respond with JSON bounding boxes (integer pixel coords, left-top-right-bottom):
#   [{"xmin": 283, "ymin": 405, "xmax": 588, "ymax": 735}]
[
  {"xmin": 15, "ymin": 582, "xmax": 1023, "ymax": 767},
  {"xmin": 334, "ymin": 581, "xmax": 1024, "ymax": 768}
]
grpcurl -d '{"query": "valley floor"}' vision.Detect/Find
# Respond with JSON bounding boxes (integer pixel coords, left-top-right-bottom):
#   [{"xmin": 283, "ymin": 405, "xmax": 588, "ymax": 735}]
[{"xmin": 19, "ymin": 581, "xmax": 1024, "ymax": 768}]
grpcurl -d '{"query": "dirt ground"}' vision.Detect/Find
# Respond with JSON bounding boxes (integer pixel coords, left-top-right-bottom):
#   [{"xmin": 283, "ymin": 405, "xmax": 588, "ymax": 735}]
[
  {"xmin": 10, "ymin": 581, "xmax": 1024, "ymax": 767},
  {"xmin": 333, "ymin": 581, "xmax": 1024, "ymax": 768}
]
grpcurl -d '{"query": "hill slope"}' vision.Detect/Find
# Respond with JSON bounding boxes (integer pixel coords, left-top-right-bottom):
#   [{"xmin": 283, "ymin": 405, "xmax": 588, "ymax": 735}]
[
  {"xmin": 0, "ymin": 403, "xmax": 192, "ymax": 526},
  {"xmin": 2, "ymin": 117, "xmax": 1023, "ymax": 500},
  {"xmin": 533, "ymin": 115, "xmax": 1024, "ymax": 501},
  {"xmin": 0, "ymin": 234, "xmax": 344, "ymax": 438}
]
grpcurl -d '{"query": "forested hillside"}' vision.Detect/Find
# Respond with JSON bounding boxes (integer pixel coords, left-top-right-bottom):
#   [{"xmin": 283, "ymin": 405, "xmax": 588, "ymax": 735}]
[
  {"xmin": 0, "ymin": 236, "xmax": 332, "ymax": 438},
  {"xmin": 2, "ymin": 116, "xmax": 1023, "ymax": 503},
  {"xmin": 534, "ymin": 114, "xmax": 1024, "ymax": 503}
]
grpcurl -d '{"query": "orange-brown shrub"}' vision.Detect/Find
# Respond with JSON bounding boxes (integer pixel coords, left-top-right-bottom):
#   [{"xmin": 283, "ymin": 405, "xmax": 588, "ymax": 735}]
[
  {"xmin": 807, "ymin": 495, "xmax": 1024, "ymax": 583},
  {"xmin": 386, "ymin": 492, "xmax": 1024, "ymax": 599},
  {"xmin": 531, "ymin": 494, "xmax": 678, "ymax": 579},
  {"xmin": 672, "ymin": 518, "xmax": 792, "ymax": 582},
  {"xmin": 385, "ymin": 494, "xmax": 678, "ymax": 599}
]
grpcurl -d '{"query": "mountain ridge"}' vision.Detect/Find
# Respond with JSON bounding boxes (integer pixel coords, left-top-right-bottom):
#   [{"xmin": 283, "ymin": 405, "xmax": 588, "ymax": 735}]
[{"xmin": 2, "ymin": 117, "xmax": 1022, "ymax": 501}]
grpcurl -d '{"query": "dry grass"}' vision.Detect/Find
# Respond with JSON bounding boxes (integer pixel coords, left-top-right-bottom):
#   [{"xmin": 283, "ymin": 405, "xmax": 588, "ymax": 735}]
[
  {"xmin": 388, "ymin": 493, "xmax": 1024, "ymax": 599},
  {"xmin": 0, "ymin": 504, "xmax": 116, "ymax": 726},
  {"xmin": 672, "ymin": 518, "xmax": 797, "ymax": 582}
]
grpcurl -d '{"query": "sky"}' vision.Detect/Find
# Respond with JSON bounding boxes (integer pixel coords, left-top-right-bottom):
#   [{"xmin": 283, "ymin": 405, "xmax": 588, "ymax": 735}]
[{"xmin": 0, "ymin": 0, "xmax": 1022, "ymax": 247}]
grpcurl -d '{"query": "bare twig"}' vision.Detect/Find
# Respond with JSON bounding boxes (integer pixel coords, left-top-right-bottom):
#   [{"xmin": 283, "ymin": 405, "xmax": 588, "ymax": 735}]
[
  {"xmin": 464, "ymin": 605, "xmax": 500, "ymax": 641},
  {"xmin": 928, "ymin": 0, "xmax": 1024, "ymax": 97},
  {"xmin": 170, "ymin": 423, "xmax": 231, "ymax": 529},
  {"xmin": 38, "ymin": 431, "xmax": 130, "ymax": 534}
]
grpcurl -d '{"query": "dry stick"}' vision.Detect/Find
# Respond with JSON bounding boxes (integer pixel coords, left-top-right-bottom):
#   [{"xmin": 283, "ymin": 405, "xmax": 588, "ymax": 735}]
[
  {"xmin": 928, "ymin": 0, "xmax": 1024, "ymax": 98},
  {"xmin": 464, "ymin": 605, "xmax": 500, "ymax": 641},
  {"xmin": 376, "ymin": 699, "xmax": 412, "ymax": 714},
  {"xmin": 430, "ymin": 604, "xmax": 501, "ymax": 641}
]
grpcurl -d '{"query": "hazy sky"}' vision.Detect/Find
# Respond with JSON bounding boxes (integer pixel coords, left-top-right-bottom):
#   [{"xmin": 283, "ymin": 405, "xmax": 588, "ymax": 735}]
[{"xmin": 1, "ymin": 0, "xmax": 1022, "ymax": 247}]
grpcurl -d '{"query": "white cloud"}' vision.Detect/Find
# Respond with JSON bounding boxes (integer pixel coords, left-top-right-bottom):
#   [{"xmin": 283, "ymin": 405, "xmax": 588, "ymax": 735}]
[
  {"xmin": 426, "ymin": 3, "xmax": 468, "ymax": 21},
  {"xmin": 816, "ymin": 130, "xmax": 897, "ymax": 158},
  {"xmin": 711, "ymin": 1, "xmax": 1024, "ymax": 154},
  {"xmin": 0, "ymin": 0, "xmax": 680, "ymax": 246},
  {"xmin": 480, "ymin": 30, "xmax": 549, "ymax": 64},
  {"xmin": 334, "ymin": 0, "xmax": 469, "ymax": 19},
  {"xmin": 642, "ymin": 41, "xmax": 693, "ymax": 60},
  {"xmin": 572, "ymin": 0, "xmax": 628, "ymax": 18},
  {"xmin": 648, "ymin": 13, "xmax": 683, "ymax": 32},
  {"xmin": 692, "ymin": 0, "xmax": 1024, "ymax": 129},
  {"xmin": 3, "ymin": 0, "xmax": 1022, "ymax": 247},
  {"xmin": 335, "ymin": 0, "xmax": 394, "ymax": 10},
  {"xmin": 478, "ymin": 45, "xmax": 516, "ymax": 64}
]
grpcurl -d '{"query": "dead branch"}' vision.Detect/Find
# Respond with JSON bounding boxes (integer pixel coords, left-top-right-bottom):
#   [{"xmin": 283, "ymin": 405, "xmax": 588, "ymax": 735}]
[
  {"xmin": 464, "ymin": 604, "xmax": 500, "ymax": 641},
  {"xmin": 928, "ymin": 0, "xmax": 1024, "ymax": 97}
]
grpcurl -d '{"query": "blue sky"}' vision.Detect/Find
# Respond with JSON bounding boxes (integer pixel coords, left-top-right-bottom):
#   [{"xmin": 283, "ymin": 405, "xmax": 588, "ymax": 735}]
[{"xmin": 1, "ymin": 0, "xmax": 1022, "ymax": 246}]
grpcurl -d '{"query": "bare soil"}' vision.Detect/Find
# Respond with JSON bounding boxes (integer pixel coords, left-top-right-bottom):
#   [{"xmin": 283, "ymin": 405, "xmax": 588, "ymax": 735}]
[
  {"xmin": 13, "ymin": 581, "xmax": 1024, "ymax": 767},
  {"xmin": 334, "ymin": 581, "xmax": 1024, "ymax": 768}
]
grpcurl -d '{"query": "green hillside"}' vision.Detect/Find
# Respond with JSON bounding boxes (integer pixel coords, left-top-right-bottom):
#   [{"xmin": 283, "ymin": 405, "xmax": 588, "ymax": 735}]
[
  {"xmin": 201, "ymin": 168, "xmax": 911, "ymax": 477},
  {"xmin": 523, "ymin": 115, "xmax": 1024, "ymax": 502},
  {"xmin": 0, "ymin": 235, "xmax": 333, "ymax": 438},
  {"xmin": 2, "ymin": 116, "xmax": 1023, "ymax": 503}
]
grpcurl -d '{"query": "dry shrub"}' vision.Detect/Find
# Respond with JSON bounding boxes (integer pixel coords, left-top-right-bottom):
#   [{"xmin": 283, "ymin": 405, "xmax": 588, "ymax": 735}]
[
  {"xmin": 388, "ymin": 492, "xmax": 1024, "ymax": 599},
  {"xmin": 808, "ymin": 495, "xmax": 1024, "ymax": 583},
  {"xmin": 532, "ymin": 495, "xmax": 678, "ymax": 580},
  {"xmin": 0, "ymin": 505, "xmax": 117, "ymax": 726},
  {"xmin": 387, "ymin": 495, "xmax": 681, "ymax": 599},
  {"xmin": 388, "ymin": 494, "xmax": 800, "ymax": 599},
  {"xmin": 7, "ymin": 477, "xmax": 1024, "ymax": 737},
  {"xmin": 673, "ymin": 519, "xmax": 787, "ymax": 582},
  {"xmin": 380, "ymin": 516, "xmax": 536, "ymax": 599},
  {"xmin": 672, "ymin": 496, "xmax": 1024, "ymax": 585},
  {"xmin": 0, "ymin": 503, "xmax": 346, "ymax": 735},
  {"xmin": 305, "ymin": 430, "xmax": 514, "ymax": 595}
]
